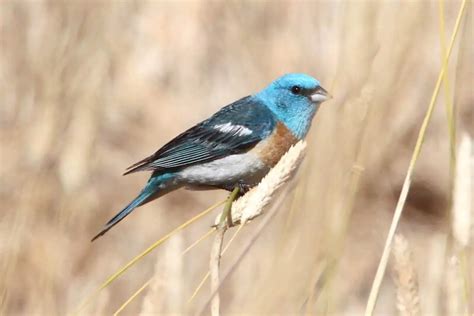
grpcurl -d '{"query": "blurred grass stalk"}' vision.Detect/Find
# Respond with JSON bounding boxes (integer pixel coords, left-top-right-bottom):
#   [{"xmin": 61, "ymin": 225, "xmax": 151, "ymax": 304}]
[
  {"xmin": 210, "ymin": 187, "xmax": 240, "ymax": 316},
  {"xmin": 113, "ymin": 228, "xmax": 215, "ymax": 315},
  {"xmin": 451, "ymin": 134, "xmax": 472, "ymax": 250},
  {"xmin": 391, "ymin": 234, "xmax": 420, "ymax": 316},
  {"xmin": 438, "ymin": 0, "xmax": 456, "ymax": 178},
  {"xmin": 305, "ymin": 87, "xmax": 374, "ymax": 315},
  {"xmin": 447, "ymin": 133, "xmax": 472, "ymax": 315},
  {"xmin": 74, "ymin": 200, "xmax": 224, "ymax": 315},
  {"xmin": 365, "ymin": 0, "xmax": 468, "ymax": 314},
  {"xmin": 187, "ymin": 225, "xmax": 243, "ymax": 307},
  {"xmin": 139, "ymin": 234, "xmax": 184, "ymax": 315}
]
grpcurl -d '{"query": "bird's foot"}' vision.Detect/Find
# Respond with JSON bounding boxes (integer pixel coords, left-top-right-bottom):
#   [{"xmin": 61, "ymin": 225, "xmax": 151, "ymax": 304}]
[
  {"xmin": 222, "ymin": 181, "xmax": 251, "ymax": 196},
  {"xmin": 236, "ymin": 181, "xmax": 252, "ymax": 196}
]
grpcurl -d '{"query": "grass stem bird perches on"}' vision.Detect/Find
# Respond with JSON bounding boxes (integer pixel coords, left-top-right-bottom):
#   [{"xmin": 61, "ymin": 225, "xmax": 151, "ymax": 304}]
[
  {"xmin": 210, "ymin": 186, "xmax": 240, "ymax": 316},
  {"xmin": 202, "ymin": 141, "xmax": 307, "ymax": 315}
]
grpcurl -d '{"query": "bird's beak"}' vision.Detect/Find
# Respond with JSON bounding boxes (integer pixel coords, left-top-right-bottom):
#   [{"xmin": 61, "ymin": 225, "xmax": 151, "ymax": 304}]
[{"xmin": 310, "ymin": 86, "xmax": 332, "ymax": 103}]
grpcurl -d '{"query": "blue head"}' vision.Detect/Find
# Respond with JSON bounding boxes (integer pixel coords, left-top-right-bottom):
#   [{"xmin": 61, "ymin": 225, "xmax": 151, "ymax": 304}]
[{"xmin": 255, "ymin": 73, "xmax": 331, "ymax": 139}]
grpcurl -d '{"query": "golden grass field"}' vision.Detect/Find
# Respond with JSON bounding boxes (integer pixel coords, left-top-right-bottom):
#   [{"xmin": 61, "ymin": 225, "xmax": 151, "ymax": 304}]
[{"xmin": 0, "ymin": 1, "xmax": 472, "ymax": 315}]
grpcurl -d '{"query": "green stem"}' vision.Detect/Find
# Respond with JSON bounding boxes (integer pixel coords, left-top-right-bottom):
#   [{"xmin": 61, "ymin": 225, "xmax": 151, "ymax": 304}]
[{"xmin": 218, "ymin": 187, "xmax": 240, "ymax": 228}]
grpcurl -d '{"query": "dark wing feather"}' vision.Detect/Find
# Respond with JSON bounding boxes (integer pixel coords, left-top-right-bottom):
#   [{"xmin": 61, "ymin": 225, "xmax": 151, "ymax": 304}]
[{"xmin": 123, "ymin": 96, "xmax": 276, "ymax": 175}]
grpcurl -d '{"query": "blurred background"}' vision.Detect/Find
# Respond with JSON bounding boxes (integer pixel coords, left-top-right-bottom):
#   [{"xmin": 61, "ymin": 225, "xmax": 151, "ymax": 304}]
[{"xmin": 0, "ymin": 1, "xmax": 472, "ymax": 315}]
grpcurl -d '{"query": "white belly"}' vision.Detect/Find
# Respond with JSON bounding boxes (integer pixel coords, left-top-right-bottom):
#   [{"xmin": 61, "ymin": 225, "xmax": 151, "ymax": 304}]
[{"xmin": 176, "ymin": 153, "xmax": 267, "ymax": 187}]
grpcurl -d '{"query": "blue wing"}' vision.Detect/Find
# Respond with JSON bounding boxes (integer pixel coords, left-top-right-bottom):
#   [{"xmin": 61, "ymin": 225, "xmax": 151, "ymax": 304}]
[{"xmin": 124, "ymin": 96, "xmax": 277, "ymax": 175}]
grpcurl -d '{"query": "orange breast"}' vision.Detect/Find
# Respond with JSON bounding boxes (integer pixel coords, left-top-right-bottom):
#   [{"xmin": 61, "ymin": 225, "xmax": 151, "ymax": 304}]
[{"xmin": 253, "ymin": 122, "xmax": 298, "ymax": 167}]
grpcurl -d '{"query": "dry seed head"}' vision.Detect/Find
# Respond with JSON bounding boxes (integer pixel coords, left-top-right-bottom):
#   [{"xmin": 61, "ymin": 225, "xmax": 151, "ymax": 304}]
[
  {"xmin": 391, "ymin": 234, "xmax": 420, "ymax": 316},
  {"xmin": 216, "ymin": 141, "xmax": 307, "ymax": 226}
]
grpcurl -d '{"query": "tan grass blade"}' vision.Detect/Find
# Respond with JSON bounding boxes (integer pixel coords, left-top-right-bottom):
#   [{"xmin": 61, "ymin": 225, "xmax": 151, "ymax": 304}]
[
  {"xmin": 391, "ymin": 234, "xmax": 420, "ymax": 316},
  {"xmin": 210, "ymin": 225, "xmax": 226, "ymax": 316},
  {"xmin": 187, "ymin": 225, "xmax": 243, "ymax": 305},
  {"xmin": 183, "ymin": 228, "xmax": 215, "ymax": 255},
  {"xmin": 73, "ymin": 199, "xmax": 225, "ymax": 315},
  {"xmin": 438, "ymin": 0, "xmax": 457, "ymax": 173},
  {"xmin": 114, "ymin": 228, "xmax": 215, "ymax": 315},
  {"xmin": 365, "ymin": 1, "xmax": 468, "ymax": 315},
  {"xmin": 113, "ymin": 279, "xmax": 151, "ymax": 316},
  {"xmin": 140, "ymin": 234, "xmax": 184, "ymax": 315}
]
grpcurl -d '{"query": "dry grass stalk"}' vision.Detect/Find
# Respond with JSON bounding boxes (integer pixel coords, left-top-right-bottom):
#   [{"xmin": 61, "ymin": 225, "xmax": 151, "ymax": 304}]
[
  {"xmin": 139, "ymin": 235, "xmax": 184, "ymax": 315},
  {"xmin": 445, "ymin": 255, "xmax": 467, "ymax": 316},
  {"xmin": 114, "ymin": 279, "xmax": 152, "ymax": 316},
  {"xmin": 198, "ymin": 191, "xmax": 289, "ymax": 316},
  {"xmin": 209, "ymin": 187, "xmax": 240, "ymax": 316},
  {"xmin": 364, "ymin": 2, "xmax": 468, "ymax": 314},
  {"xmin": 187, "ymin": 226, "xmax": 243, "ymax": 306},
  {"xmin": 452, "ymin": 133, "xmax": 472, "ymax": 248},
  {"xmin": 208, "ymin": 141, "xmax": 307, "ymax": 315},
  {"xmin": 209, "ymin": 227, "xmax": 226, "ymax": 316},
  {"xmin": 421, "ymin": 233, "xmax": 447, "ymax": 316},
  {"xmin": 92, "ymin": 288, "xmax": 109, "ymax": 316},
  {"xmin": 215, "ymin": 141, "xmax": 307, "ymax": 226},
  {"xmin": 114, "ymin": 228, "xmax": 216, "ymax": 315},
  {"xmin": 391, "ymin": 234, "xmax": 420, "ymax": 316},
  {"xmin": 446, "ymin": 133, "xmax": 472, "ymax": 316},
  {"xmin": 74, "ymin": 200, "xmax": 224, "ymax": 314}
]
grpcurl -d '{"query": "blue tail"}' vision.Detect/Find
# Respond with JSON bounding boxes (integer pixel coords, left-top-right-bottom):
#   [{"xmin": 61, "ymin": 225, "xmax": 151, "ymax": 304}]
[{"xmin": 92, "ymin": 174, "xmax": 173, "ymax": 241}]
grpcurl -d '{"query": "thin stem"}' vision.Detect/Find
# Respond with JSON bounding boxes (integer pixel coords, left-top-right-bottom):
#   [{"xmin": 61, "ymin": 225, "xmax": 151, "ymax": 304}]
[
  {"xmin": 113, "ymin": 228, "xmax": 215, "ymax": 315},
  {"xmin": 210, "ymin": 227, "xmax": 226, "ymax": 316},
  {"xmin": 364, "ymin": 1, "xmax": 467, "ymax": 315},
  {"xmin": 73, "ymin": 199, "xmax": 225, "ymax": 315},
  {"xmin": 210, "ymin": 187, "xmax": 240, "ymax": 316},
  {"xmin": 187, "ymin": 225, "xmax": 244, "ymax": 306},
  {"xmin": 197, "ymin": 191, "xmax": 287, "ymax": 316},
  {"xmin": 113, "ymin": 279, "xmax": 152, "ymax": 316},
  {"xmin": 219, "ymin": 187, "xmax": 240, "ymax": 227}
]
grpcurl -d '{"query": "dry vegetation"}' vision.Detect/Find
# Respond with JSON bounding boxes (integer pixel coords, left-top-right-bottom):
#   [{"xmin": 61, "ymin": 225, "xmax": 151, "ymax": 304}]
[{"xmin": 0, "ymin": 1, "xmax": 472, "ymax": 315}]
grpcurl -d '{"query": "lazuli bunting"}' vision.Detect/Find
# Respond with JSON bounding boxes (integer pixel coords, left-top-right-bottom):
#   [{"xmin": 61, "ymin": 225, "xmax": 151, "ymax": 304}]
[{"xmin": 92, "ymin": 73, "xmax": 331, "ymax": 241}]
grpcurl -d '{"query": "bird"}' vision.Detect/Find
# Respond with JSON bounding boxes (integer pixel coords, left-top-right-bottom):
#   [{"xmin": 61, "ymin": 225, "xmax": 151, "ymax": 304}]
[{"xmin": 92, "ymin": 73, "xmax": 331, "ymax": 241}]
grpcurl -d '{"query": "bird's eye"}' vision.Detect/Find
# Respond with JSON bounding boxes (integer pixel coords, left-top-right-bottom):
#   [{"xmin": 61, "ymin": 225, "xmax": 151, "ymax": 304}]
[{"xmin": 291, "ymin": 86, "xmax": 301, "ymax": 95}]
